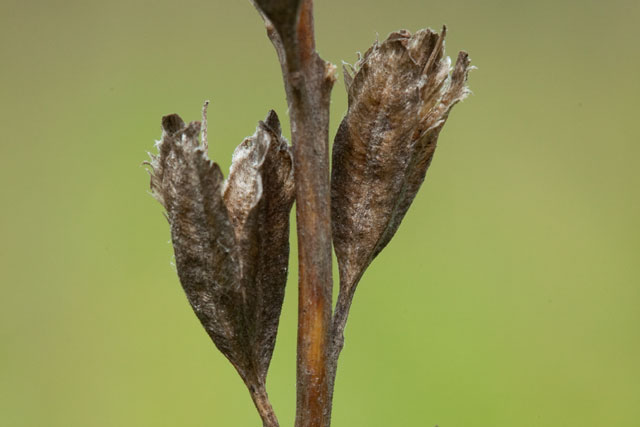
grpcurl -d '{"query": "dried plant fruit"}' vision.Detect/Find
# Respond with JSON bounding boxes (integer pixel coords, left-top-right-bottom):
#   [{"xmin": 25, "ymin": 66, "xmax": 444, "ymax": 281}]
[
  {"xmin": 330, "ymin": 27, "xmax": 472, "ymax": 358},
  {"xmin": 147, "ymin": 109, "xmax": 294, "ymax": 426},
  {"xmin": 223, "ymin": 111, "xmax": 296, "ymax": 379},
  {"xmin": 146, "ymin": 3, "xmax": 473, "ymax": 423}
]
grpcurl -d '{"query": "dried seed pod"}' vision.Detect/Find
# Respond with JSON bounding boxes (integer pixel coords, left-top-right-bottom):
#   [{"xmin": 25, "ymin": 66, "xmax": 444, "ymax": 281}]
[
  {"xmin": 147, "ymin": 110, "xmax": 294, "ymax": 426},
  {"xmin": 222, "ymin": 111, "xmax": 295, "ymax": 378},
  {"xmin": 331, "ymin": 27, "xmax": 472, "ymax": 344}
]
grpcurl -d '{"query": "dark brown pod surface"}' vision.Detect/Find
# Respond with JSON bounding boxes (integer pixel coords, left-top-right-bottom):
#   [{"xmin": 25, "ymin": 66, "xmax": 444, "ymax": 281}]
[
  {"xmin": 331, "ymin": 28, "xmax": 471, "ymax": 326},
  {"xmin": 148, "ymin": 110, "xmax": 294, "ymax": 394}
]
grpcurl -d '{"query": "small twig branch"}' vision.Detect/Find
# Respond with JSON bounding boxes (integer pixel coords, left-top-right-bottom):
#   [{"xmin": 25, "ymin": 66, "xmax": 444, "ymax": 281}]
[{"xmin": 253, "ymin": 1, "xmax": 337, "ymax": 425}]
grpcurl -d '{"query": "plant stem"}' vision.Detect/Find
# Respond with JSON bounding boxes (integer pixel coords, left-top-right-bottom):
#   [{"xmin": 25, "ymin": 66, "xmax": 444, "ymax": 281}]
[
  {"xmin": 286, "ymin": 3, "xmax": 335, "ymax": 426},
  {"xmin": 250, "ymin": 385, "xmax": 280, "ymax": 427},
  {"xmin": 326, "ymin": 273, "xmax": 362, "ymax": 420},
  {"xmin": 254, "ymin": 1, "xmax": 336, "ymax": 424}
]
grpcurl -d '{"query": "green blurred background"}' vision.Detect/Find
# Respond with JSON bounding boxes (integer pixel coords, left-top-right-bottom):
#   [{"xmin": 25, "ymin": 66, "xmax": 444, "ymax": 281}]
[{"xmin": 1, "ymin": 0, "xmax": 639, "ymax": 425}]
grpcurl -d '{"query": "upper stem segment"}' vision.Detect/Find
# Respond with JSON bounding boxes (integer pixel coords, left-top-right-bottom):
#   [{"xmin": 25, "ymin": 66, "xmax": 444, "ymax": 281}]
[{"xmin": 253, "ymin": 1, "xmax": 337, "ymax": 426}]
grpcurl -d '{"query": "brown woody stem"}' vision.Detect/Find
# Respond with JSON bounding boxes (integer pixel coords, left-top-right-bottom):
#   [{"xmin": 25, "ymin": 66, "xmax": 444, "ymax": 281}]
[
  {"xmin": 253, "ymin": 0, "xmax": 336, "ymax": 424},
  {"xmin": 288, "ymin": 3, "xmax": 335, "ymax": 426},
  {"xmin": 254, "ymin": 0, "xmax": 336, "ymax": 425}
]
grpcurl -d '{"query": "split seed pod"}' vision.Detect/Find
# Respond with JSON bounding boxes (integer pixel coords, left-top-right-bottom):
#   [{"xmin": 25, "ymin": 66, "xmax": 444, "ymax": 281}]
[
  {"xmin": 331, "ymin": 28, "xmax": 471, "ymax": 334},
  {"xmin": 147, "ymin": 110, "xmax": 294, "ymax": 424}
]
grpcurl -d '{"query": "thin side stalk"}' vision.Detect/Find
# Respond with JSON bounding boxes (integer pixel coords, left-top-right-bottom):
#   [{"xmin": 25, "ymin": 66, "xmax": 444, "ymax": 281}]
[{"xmin": 250, "ymin": 385, "xmax": 280, "ymax": 427}]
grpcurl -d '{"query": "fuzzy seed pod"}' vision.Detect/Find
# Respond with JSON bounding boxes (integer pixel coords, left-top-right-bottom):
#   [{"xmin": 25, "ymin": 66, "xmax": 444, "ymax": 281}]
[
  {"xmin": 331, "ymin": 27, "xmax": 472, "ymax": 316},
  {"xmin": 147, "ymin": 110, "xmax": 294, "ymax": 416}
]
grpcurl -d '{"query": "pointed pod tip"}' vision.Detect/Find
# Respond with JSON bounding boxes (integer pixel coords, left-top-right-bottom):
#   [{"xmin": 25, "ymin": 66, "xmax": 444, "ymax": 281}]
[
  {"xmin": 456, "ymin": 50, "xmax": 471, "ymax": 66},
  {"xmin": 452, "ymin": 51, "xmax": 472, "ymax": 82},
  {"xmin": 162, "ymin": 114, "xmax": 185, "ymax": 134},
  {"xmin": 263, "ymin": 110, "xmax": 281, "ymax": 135},
  {"xmin": 343, "ymin": 62, "xmax": 354, "ymax": 89},
  {"xmin": 183, "ymin": 121, "xmax": 202, "ymax": 139}
]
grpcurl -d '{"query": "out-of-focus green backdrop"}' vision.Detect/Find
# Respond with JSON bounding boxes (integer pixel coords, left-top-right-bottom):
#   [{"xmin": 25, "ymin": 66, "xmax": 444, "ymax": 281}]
[{"xmin": 1, "ymin": 0, "xmax": 639, "ymax": 426}]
